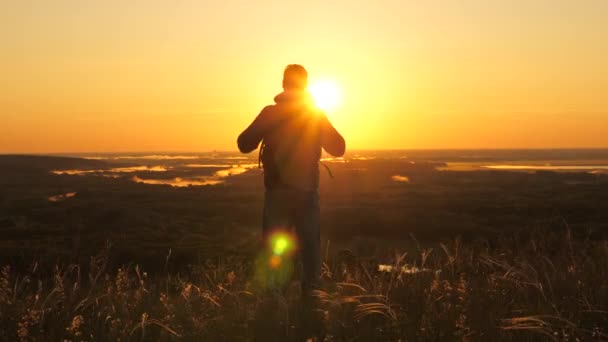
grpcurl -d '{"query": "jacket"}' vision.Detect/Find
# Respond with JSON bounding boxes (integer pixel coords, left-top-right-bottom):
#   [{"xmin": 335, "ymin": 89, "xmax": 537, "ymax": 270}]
[{"xmin": 237, "ymin": 90, "xmax": 345, "ymax": 191}]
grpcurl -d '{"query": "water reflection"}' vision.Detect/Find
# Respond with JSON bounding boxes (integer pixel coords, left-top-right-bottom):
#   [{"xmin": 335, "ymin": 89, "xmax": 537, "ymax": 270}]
[
  {"xmin": 439, "ymin": 163, "xmax": 608, "ymax": 172},
  {"xmin": 133, "ymin": 164, "xmax": 257, "ymax": 187},
  {"xmin": 83, "ymin": 154, "xmax": 255, "ymax": 161},
  {"xmin": 52, "ymin": 169, "xmax": 98, "ymax": 175},
  {"xmin": 484, "ymin": 165, "xmax": 608, "ymax": 171},
  {"xmin": 392, "ymin": 175, "xmax": 410, "ymax": 183},
  {"xmin": 85, "ymin": 155, "xmax": 199, "ymax": 160},
  {"xmin": 214, "ymin": 164, "xmax": 257, "ymax": 177},
  {"xmin": 52, "ymin": 165, "xmax": 167, "ymax": 175},
  {"xmin": 132, "ymin": 176, "xmax": 222, "ymax": 187},
  {"xmin": 110, "ymin": 166, "xmax": 168, "ymax": 172},
  {"xmin": 48, "ymin": 192, "xmax": 77, "ymax": 202},
  {"xmin": 52, "ymin": 164, "xmax": 258, "ymax": 188},
  {"xmin": 185, "ymin": 164, "xmax": 230, "ymax": 168},
  {"xmin": 320, "ymin": 157, "xmax": 346, "ymax": 163}
]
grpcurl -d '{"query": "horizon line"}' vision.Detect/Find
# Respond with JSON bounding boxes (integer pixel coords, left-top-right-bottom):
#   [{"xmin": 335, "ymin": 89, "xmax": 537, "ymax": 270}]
[{"xmin": 3, "ymin": 146, "xmax": 608, "ymax": 156}]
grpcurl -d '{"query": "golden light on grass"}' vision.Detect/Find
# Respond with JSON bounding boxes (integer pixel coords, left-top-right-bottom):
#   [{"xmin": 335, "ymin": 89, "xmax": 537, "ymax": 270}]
[{"xmin": 309, "ymin": 79, "xmax": 341, "ymax": 112}]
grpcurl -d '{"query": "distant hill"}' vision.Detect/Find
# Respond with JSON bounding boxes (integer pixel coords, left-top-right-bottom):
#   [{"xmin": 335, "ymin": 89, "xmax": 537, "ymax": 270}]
[{"xmin": 0, "ymin": 155, "xmax": 107, "ymax": 174}]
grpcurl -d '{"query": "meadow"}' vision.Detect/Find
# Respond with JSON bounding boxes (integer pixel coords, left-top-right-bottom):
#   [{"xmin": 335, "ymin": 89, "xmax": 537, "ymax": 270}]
[{"xmin": 0, "ymin": 153, "xmax": 607, "ymax": 341}]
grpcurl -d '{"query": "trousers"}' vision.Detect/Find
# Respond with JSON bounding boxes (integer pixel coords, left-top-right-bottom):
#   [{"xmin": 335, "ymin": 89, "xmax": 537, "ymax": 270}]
[{"xmin": 262, "ymin": 187, "xmax": 321, "ymax": 299}]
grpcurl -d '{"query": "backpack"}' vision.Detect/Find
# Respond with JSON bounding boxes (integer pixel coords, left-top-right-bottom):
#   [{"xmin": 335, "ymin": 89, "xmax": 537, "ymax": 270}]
[{"xmin": 258, "ymin": 108, "xmax": 332, "ymax": 190}]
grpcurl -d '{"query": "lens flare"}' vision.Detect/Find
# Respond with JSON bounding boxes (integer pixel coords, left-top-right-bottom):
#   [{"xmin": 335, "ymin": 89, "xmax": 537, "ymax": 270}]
[
  {"xmin": 252, "ymin": 231, "xmax": 297, "ymax": 291},
  {"xmin": 273, "ymin": 237, "xmax": 288, "ymax": 255},
  {"xmin": 269, "ymin": 255, "xmax": 282, "ymax": 269},
  {"xmin": 270, "ymin": 232, "xmax": 294, "ymax": 256}
]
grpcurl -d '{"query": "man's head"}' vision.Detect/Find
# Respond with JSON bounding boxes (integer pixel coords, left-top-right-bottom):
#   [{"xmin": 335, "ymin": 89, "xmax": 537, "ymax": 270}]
[{"xmin": 282, "ymin": 64, "xmax": 308, "ymax": 90}]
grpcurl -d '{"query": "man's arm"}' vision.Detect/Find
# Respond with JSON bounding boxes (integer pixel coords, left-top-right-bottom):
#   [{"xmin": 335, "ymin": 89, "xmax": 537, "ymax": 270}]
[
  {"xmin": 237, "ymin": 106, "xmax": 272, "ymax": 153},
  {"xmin": 320, "ymin": 114, "xmax": 345, "ymax": 157}
]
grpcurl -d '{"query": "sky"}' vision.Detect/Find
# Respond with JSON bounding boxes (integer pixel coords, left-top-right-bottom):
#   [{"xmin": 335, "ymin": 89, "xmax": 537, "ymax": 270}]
[{"xmin": 1, "ymin": 0, "xmax": 607, "ymax": 153}]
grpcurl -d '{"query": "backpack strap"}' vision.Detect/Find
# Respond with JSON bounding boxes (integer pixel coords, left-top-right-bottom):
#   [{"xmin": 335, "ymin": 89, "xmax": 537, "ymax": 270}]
[
  {"xmin": 258, "ymin": 141, "xmax": 265, "ymax": 169},
  {"xmin": 320, "ymin": 161, "xmax": 334, "ymax": 179}
]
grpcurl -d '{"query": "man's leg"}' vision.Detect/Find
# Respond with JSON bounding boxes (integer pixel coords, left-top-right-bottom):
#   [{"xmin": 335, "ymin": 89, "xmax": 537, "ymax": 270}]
[
  {"xmin": 294, "ymin": 190, "xmax": 321, "ymax": 299},
  {"xmin": 254, "ymin": 189, "xmax": 292, "ymax": 341},
  {"xmin": 293, "ymin": 190, "xmax": 323, "ymax": 340},
  {"xmin": 261, "ymin": 188, "xmax": 294, "ymax": 291},
  {"xmin": 263, "ymin": 188, "xmax": 291, "ymax": 240}
]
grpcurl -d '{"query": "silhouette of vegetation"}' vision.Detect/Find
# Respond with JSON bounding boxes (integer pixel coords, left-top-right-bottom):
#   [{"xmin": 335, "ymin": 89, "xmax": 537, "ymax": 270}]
[{"xmin": 0, "ymin": 228, "xmax": 606, "ymax": 341}]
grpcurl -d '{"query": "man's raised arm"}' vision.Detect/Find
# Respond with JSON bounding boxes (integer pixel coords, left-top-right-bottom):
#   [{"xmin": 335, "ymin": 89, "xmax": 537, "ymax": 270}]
[
  {"xmin": 320, "ymin": 114, "xmax": 346, "ymax": 157},
  {"xmin": 237, "ymin": 107, "xmax": 272, "ymax": 153}
]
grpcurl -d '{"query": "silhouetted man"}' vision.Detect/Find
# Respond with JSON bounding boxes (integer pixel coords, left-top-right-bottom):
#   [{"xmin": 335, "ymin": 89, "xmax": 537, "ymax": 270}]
[{"xmin": 238, "ymin": 64, "xmax": 345, "ymax": 338}]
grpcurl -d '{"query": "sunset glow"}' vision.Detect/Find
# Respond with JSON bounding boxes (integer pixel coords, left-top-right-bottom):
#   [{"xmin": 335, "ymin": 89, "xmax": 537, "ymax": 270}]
[
  {"xmin": 1, "ymin": 1, "xmax": 607, "ymax": 153},
  {"xmin": 309, "ymin": 80, "xmax": 341, "ymax": 112}
]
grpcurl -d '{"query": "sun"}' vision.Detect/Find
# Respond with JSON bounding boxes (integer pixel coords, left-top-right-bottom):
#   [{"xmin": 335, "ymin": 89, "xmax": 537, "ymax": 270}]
[{"xmin": 309, "ymin": 79, "xmax": 341, "ymax": 112}]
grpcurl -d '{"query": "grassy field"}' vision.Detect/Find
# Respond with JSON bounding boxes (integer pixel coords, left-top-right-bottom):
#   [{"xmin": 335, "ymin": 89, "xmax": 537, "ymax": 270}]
[
  {"xmin": 1, "ymin": 155, "xmax": 607, "ymax": 340},
  {"xmin": 1, "ymin": 227, "xmax": 607, "ymax": 341}
]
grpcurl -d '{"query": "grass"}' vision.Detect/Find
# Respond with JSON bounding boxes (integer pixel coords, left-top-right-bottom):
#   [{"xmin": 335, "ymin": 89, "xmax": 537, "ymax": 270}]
[{"xmin": 1, "ymin": 227, "xmax": 607, "ymax": 341}]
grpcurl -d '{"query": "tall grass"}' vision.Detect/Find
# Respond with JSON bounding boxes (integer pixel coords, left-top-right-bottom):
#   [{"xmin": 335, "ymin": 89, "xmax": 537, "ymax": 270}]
[{"xmin": 1, "ymin": 227, "xmax": 607, "ymax": 341}]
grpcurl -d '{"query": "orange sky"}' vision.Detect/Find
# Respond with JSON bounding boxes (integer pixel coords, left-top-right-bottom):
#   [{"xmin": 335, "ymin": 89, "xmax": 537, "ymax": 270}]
[{"xmin": 1, "ymin": 0, "xmax": 607, "ymax": 153}]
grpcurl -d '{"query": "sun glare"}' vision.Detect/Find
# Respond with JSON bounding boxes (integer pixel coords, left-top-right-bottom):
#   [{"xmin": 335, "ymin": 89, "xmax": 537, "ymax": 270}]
[{"xmin": 309, "ymin": 80, "xmax": 341, "ymax": 112}]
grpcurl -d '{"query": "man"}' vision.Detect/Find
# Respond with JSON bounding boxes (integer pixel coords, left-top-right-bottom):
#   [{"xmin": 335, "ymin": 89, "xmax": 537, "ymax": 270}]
[{"xmin": 238, "ymin": 64, "xmax": 345, "ymax": 338}]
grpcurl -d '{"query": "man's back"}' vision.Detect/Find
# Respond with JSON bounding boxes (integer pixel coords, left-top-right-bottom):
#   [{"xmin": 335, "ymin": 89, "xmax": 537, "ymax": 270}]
[{"xmin": 238, "ymin": 89, "xmax": 345, "ymax": 191}]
